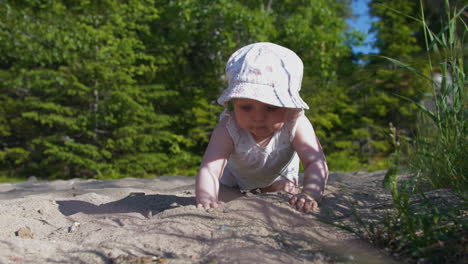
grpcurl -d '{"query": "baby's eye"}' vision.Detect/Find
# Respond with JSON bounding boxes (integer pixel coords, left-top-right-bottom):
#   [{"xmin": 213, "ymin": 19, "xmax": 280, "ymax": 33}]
[
  {"xmin": 266, "ymin": 106, "xmax": 279, "ymax": 112},
  {"xmin": 240, "ymin": 105, "xmax": 252, "ymax": 112}
]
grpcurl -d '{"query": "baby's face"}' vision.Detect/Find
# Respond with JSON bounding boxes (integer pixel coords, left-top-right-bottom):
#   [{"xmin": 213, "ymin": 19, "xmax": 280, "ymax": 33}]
[{"xmin": 232, "ymin": 98, "xmax": 289, "ymax": 142}]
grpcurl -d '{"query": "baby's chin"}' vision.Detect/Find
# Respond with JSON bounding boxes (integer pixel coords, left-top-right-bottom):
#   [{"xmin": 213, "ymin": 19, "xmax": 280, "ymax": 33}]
[
  {"xmin": 249, "ymin": 129, "xmax": 274, "ymax": 140},
  {"xmin": 251, "ymin": 124, "xmax": 283, "ymax": 134}
]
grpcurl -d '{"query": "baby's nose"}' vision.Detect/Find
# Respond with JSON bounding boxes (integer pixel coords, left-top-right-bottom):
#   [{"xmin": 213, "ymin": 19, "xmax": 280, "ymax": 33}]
[{"xmin": 252, "ymin": 110, "xmax": 266, "ymax": 121}]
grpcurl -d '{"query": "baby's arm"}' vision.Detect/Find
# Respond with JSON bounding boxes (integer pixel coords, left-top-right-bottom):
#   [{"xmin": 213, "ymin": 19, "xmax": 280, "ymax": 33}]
[
  {"xmin": 195, "ymin": 118, "xmax": 233, "ymax": 209},
  {"xmin": 292, "ymin": 115, "xmax": 329, "ymax": 213}
]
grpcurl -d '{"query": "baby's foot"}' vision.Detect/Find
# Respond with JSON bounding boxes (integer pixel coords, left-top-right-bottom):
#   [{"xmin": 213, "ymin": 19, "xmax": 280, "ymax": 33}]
[{"xmin": 260, "ymin": 180, "xmax": 299, "ymax": 194}]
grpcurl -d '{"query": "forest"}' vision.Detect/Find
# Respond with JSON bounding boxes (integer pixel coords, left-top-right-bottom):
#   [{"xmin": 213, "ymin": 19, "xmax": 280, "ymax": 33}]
[{"xmin": 0, "ymin": 0, "xmax": 465, "ymax": 180}]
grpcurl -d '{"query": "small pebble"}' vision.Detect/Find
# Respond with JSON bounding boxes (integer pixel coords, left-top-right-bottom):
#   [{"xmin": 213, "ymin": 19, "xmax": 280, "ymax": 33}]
[
  {"xmin": 9, "ymin": 256, "xmax": 24, "ymax": 262},
  {"xmin": 15, "ymin": 226, "xmax": 34, "ymax": 239},
  {"xmin": 244, "ymin": 192, "xmax": 255, "ymax": 197},
  {"xmin": 128, "ymin": 192, "xmax": 145, "ymax": 197},
  {"xmin": 115, "ymin": 219, "xmax": 125, "ymax": 227},
  {"xmin": 218, "ymin": 224, "xmax": 231, "ymax": 230},
  {"xmin": 68, "ymin": 222, "xmax": 80, "ymax": 233}
]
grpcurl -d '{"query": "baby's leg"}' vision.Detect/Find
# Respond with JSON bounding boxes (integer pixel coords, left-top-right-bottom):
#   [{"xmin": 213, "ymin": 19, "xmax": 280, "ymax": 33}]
[
  {"xmin": 260, "ymin": 179, "xmax": 299, "ymax": 194},
  {"xmin": 219, "ymin": 184, "xmax": 244, "ymax": 202},
  {"xmin": 218, "ymin": 169, "xmax": 243, "ymax": 202}
]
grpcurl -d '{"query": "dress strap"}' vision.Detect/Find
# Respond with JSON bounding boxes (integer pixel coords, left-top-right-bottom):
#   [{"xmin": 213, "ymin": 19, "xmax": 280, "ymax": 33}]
[{"xmin": 220, "ymin": 110, "xmax": 240, "ymax": 144}]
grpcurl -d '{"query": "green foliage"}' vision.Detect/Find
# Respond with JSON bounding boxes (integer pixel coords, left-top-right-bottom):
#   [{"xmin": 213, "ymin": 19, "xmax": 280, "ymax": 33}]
[
  {"xmin": 0, "ymin": 0, "xmax": 358, "ymax": 179},
  {"xmin": 344, "ymin": 0, "xmax": 432, "ymax": 168},
  {"xmin": 326, "ymin": 151, "xmax": 364, "ymax": 171},
  {"xmin": 0, "ymin": 0, "xmax": 454, "ymax": 181},
  {"xmin": 0, "ymin": 174, "xmax": 25, "ymax": 183},
  {"xmin": 366, "ymin": 1, "xmax": 467, "ymax": 262},
  {"xmin": 303, "ymin": 82, "xmax": 368, "ymax": 171},
  {"xmin": 370, "ymin": 0, "xmax": 422, "ymax": 60},
  {"xmin": 0, "ymin": 147, "xmax": 29, "ymax": 167},
  {"xmin": 381, "ymin": 0, "xmax": 467, "ymax": 195},
  {"xmin": 0, "ymin": 0, "xmax": 195, "ymax": 178}
]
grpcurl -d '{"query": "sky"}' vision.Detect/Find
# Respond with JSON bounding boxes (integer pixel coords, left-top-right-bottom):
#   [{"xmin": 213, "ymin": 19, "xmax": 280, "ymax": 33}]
[{"xmin": 347, "ymin": 0, "xmax": 379, "ymax": 54}]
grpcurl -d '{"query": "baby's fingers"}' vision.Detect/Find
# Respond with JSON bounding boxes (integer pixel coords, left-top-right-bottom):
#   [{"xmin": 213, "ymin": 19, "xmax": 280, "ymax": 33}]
[
  {"xmin": 289, "ymin": 195, "xmax": 298, "ymax": 206},
  {"xmin": 302, "ymin": 199, "xmax": 318, "ymax": 213},
  {"xmin": 295, "ymin": 197, "xmax": 307, "ymax": 211},
  {"xmin": 196, "ymin": 201, "xmax": 223, "ymax": 210},
  {"xmin": 196, "ymin": 203, "xmax": 209, "ymax": 209},
  {"xmin": 289, "ymin": 195, "xmax": 318, "ymax": 213},
  {"xmin": 210, "ymin": 201, "xmax": 224, "ymax": 208}
]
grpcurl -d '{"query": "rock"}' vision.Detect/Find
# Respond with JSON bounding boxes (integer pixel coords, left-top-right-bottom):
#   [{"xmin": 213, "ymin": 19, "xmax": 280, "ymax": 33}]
[
  {"xmin": 27, "ymin": 176, "xmax": 38, "ymax": 183},
  {"xmin": 68, "ymin": 222, "xmax": 80, "ymax": 233},
  {"xmin": 15, "ymin": 226, "xmax": 34, "ymax": 239},
  {"xmin": 147, "ymin": 210, "xmax": 153, "ymax": 219}
]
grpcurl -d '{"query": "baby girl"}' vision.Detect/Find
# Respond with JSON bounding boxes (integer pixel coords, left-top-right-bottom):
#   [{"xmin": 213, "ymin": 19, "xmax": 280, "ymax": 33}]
[{"xmin": 195, "ymin": 42, "xmax": 328, "ymax": 213}]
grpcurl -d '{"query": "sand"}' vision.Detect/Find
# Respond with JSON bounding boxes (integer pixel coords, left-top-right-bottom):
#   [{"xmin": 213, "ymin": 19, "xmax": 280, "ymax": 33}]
[{"xmin": 0, "ymin": 171, "xmax": 397, "ymax": 264}]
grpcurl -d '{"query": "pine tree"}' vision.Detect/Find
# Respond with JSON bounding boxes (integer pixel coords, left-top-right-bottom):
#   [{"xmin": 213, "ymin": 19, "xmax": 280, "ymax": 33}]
[
  {"xmin": 345, "ymin": 0, "xmax": 430, "ymax": 166},
  {"xmin": 0, "ymin": 0, "xmax": 358, "ymax": 178},
  {"xmin": 0, "ymin": 0, "xmax": 197, "ymax": 178}
]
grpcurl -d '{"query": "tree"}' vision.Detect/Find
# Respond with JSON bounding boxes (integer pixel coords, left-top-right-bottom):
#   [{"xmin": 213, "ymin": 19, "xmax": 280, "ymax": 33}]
[
  {"xmin": 342, "ymin": 0, "xmax": 430, "ymax": 166},
  {"xmin": 0, "ymin": 0, "xmax": 198, "ymax": 178},
  {"xmin": 0, "ymin": 0, "xmax": 358, "ymax": 178}
]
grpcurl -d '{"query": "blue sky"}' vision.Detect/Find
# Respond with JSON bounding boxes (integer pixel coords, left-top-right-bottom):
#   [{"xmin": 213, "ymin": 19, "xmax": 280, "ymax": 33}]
[{"xmin": 347, "ymin": 0, "xmax": 379, "ymax": 54}]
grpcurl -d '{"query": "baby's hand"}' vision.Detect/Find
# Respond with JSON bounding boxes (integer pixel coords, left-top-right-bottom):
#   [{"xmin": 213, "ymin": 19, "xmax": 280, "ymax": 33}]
[
  {"xmin": 196, "ymin": 197, "xmax": 224, "ymax": 210},
  {"xmin": 289, "ymin": 192, "xmax": 318, "ymax": 213}
]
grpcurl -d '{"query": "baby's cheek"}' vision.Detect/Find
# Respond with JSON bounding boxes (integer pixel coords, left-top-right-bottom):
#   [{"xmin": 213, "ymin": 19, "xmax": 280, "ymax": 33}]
[
  {"xmin": 236, "ymin": 119, "xmax": 250, "ymax": 130},
  {"xmin": 271, "ymin": 122, "xmax": 285, "ymax": 132}
]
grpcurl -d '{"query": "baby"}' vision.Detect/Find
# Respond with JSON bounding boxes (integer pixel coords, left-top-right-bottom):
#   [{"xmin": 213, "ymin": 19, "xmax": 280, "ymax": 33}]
[{"xmin": 195, "ymin": 42, "xmax": 328, "ymax": 213}]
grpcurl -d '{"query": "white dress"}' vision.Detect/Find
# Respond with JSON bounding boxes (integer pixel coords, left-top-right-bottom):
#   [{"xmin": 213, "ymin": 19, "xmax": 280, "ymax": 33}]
[{"xmin": 219, "ymin": 110, "xmax": 300, "ymax": 191}]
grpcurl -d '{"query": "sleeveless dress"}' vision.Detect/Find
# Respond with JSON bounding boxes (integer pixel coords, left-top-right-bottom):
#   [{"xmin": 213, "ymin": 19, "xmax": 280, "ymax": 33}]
[{"xmin": 219, "ymin": 110, "xmax": 301, "ymax": 191}]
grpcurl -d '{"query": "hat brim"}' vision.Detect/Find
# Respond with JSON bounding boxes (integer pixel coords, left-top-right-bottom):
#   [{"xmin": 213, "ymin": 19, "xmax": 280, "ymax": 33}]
[{"xmin": 217, "ymin": 82, "xmax": 309, "ymax": 109}]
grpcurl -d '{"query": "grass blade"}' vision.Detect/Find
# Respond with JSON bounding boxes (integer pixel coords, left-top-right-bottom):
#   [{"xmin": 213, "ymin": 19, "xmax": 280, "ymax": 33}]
[
  {"xmin": 394, "ymin": 94, "xmax": 437, "ymax": 122},
  {"xmin": 379, "ymin": 56, "xmax": 434, "ymax": 82}
]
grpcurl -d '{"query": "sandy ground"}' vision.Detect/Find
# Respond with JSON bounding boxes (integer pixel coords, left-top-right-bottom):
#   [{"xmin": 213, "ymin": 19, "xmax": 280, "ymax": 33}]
[{"xmin": 0, "ymin": 171, "xmax": 398, "ymax": 264}]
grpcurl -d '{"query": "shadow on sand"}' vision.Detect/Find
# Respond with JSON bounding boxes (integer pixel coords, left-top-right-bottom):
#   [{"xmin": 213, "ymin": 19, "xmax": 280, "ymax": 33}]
[{"xmin": 57, "ymin": 194, "xmax": 195, "ymax": 217}]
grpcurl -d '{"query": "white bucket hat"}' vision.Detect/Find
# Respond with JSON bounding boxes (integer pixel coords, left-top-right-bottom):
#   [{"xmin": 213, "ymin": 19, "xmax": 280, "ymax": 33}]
[{"xmin": 217, "ymin": 42, "xmax": 309, "ymax": 109}]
